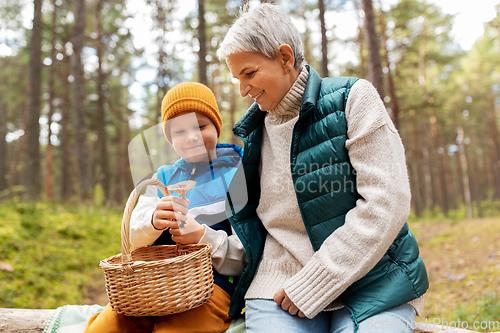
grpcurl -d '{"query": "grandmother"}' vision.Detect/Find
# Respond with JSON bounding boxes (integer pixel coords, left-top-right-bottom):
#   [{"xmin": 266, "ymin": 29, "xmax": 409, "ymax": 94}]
[{"xmin": 217, "ymin": 3, "xmax": 428, "ymax": 333}]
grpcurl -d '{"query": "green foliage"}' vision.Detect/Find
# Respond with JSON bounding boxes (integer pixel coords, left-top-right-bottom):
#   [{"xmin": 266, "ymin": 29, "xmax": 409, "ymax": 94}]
[
  {"xmin": 93, "ymin": 184, "xmax": 105, "ymax": 207},
  {"xmin": 447, "ymin": 204, "xmax": 468, "ymax": 223},
  {"xmin": 0, "ymin": 201, "xmax": 122, "ymax": 308},
  {"xmin": 478, "ymin": 195, "xmax": 500, "ymax": 218},
  {"xmin": 456, "ymin": 292, "xmax": 500, "ymax": 332}
]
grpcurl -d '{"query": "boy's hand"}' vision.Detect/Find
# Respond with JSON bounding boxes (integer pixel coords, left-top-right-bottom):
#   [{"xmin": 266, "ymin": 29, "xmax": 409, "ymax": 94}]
[
  {"xmin": 273, "ymin": 289, "xmax": 306, "ymax": 318},
  {"xmin": 151, "ymin": 196, "xmax": 189, "ymax": 230},
  {"xmin": 151, "ymin": 196, "xmax": 205, "ymax": 244}
]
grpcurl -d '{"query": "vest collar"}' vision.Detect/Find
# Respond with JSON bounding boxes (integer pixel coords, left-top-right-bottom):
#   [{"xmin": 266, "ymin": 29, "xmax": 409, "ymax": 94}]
[{"xmin": 299, "ymin": 65, "xmax": 321, "ymax": 118}]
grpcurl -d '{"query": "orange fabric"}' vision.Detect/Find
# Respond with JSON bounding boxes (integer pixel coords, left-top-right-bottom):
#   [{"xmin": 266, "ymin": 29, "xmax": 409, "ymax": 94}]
[{"xmin": 84, "ymin": 285, "xmax": 232, "ymax": 333}]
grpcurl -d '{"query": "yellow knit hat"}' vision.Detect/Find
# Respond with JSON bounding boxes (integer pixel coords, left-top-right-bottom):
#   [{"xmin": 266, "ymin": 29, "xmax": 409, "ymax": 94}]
[{"xmin": 161, "ymin": 82, "xmax": 222, "ymax": 143}]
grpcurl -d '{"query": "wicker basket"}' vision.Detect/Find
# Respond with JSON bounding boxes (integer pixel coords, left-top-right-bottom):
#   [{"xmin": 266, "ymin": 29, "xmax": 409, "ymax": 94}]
[{"xmin": 99, "ymin": 178, "xmax": 214, "ymax": 317}]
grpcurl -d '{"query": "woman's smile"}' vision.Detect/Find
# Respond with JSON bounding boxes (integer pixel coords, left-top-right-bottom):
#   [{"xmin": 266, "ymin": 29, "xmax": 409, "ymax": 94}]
[{"xmin": 251, "ymin": 90, "xmax": 264, "ymax": 102}]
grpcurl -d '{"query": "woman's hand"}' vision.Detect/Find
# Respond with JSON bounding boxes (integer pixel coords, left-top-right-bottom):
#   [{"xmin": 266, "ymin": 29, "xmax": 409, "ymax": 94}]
[
  {"xmin": 273, "ymin": 289, "xmax": 306, "ymax": 318},
  {"xmin": 151, "ymin": 196, "xmax": 205, "ymax": 244},
  {"xmin": 168, "ymin": 215, "xmax": 205, "ymax": 244}
]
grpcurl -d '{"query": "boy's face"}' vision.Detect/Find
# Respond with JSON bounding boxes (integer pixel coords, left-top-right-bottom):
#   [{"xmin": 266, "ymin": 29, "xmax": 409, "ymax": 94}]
[{"xmin": 169, "ymin": 112, "xmax": 218, "ymax": 163}]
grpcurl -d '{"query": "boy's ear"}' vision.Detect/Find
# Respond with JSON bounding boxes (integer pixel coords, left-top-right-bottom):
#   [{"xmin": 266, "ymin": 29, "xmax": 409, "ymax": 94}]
[{"xmin": 278, "ymin": 44, "xmax": 295, "ymax": 72}]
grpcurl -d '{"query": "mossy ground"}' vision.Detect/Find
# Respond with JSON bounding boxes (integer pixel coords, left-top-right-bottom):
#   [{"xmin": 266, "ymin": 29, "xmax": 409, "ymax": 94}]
[{"xmin": 0, "ymin": 200, "xmax": 122, "ymax": 308}]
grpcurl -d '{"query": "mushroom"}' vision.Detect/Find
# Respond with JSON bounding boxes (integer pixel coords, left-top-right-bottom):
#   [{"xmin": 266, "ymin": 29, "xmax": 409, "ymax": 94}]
[
  {"xmin": 167, "ymin": 180, "xmax": 196, "ymax": 228},
  {"xmin": 167, "ymin": 180, "xmax": 196, "ymax": 200}
]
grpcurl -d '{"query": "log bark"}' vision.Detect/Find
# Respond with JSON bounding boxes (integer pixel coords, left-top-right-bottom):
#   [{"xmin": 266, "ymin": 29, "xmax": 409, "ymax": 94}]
[{"xmin": 0, "ymin": 308, "xmax": 54, "ymax": 332}]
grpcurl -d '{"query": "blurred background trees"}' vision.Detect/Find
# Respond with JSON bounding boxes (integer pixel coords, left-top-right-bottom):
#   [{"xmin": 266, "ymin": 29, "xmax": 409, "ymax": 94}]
[{"xmin": 0, "ymin": 0, "xmax": 499, "ymax": 219}]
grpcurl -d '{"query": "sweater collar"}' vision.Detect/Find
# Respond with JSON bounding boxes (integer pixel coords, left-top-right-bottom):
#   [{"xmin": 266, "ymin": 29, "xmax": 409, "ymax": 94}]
[{"xmin": 267, "ymin": 66, "xmax": 309, "ymax": 117}]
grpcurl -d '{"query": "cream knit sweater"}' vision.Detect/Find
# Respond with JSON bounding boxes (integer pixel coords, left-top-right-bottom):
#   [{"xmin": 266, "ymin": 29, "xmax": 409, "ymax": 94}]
[{"xmin": 244, "ymin": 67, "xmax": 424, "ymax": 318}]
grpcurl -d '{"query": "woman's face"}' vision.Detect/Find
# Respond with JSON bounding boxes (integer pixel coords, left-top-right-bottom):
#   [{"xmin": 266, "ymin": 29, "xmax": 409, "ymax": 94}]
[{"xmin": 226, "ymin": 51, "xmax": 294, "ymax": 111}]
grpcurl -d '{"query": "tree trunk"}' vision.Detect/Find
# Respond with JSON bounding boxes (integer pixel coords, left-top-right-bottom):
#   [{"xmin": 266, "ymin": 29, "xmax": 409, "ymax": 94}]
[
  {"xmin": 361, "ymin": 0, "xmax": 384, "ymax": 99},
  {"xmin": 0, "ymin": 100, "xmax": 7, "ymax": 192},
  {"xmin": 94, "ymin": 0, "xmax": 109, "ymax": 201},
  {"xmin": 421, "ymin": 115, "xmax": 435, "ymax": 210},
  {"xmin": 443, "ymin": 143, "xmax": 455, "ymax": 211},
  {"xmin": 318, "ymin": 0, "xmax": 328, "ymax": 77},
  {"xmin": 156, "ymin": 0, "xmax": 167, "ymax": 122},
  {"xmin": 408, "ymin": 112, "xmax": 424, "ymax": 217},
  {"xmin": 378, "ymin": 5, "xmax": 399, "ymax": 129},
  {"xmin": 355, "ymin": 0, "xmax": 367, "ymax": 79},
  {"xmin": 60, "ymin": 56, "xmax": 73, "ymax": 199},
  {"xmin": 25, "ymin": 0, "xmax": 43, "ymax": 201},
  {"xmin": 45, "ymin": 0, "xmax": 57, "ymax": 201},
  {"xmin": 466, "ymin": 128, "xmax": 482, "ymax": 217},
  {"xmin": 113, "ymin": 119, "xmax": 124, "ymax": 205},
  {"xmin": 71, "ymin": 0, "xmax": 91, "ymax": 200},
  {"xmin": 303, "ymin": 11, "xmax": 313, "ymax": 66},
  {"xmin": 457, "ymin": 126, "xmax": 473, "ymax": 218},
  {"xmin": 198, "ymin": 0, "xmax": 208, "ymax": 85},
  {"xmin": 487, "ymin": 90, "xmax": 500, "ymax": 199},
  {"xmin": 430, "ymin": 113, "xmax": 448, "ymax": 214},
  {"xmin": 10, "ymin": 92, "xmax": 28, "ymax": 187}
]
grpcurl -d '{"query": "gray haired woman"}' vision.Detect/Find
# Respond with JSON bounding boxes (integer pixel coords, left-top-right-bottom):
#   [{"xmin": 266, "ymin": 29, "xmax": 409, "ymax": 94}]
[{"xmin": 218, "ymin": 3, "xmax": 428, "ymax": 333}]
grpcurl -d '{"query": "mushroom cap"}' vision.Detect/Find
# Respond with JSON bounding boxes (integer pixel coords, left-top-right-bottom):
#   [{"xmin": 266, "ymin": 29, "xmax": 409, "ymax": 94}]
[{"xmin": 167, "ymin": 180, "xmax": 196, "ymax": 192}]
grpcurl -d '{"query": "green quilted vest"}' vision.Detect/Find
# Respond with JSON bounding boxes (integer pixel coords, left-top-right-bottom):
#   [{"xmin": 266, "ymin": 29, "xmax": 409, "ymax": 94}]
[{"xmin": 226, "ymin": 66, "xmax": 428, "ymax": 331}]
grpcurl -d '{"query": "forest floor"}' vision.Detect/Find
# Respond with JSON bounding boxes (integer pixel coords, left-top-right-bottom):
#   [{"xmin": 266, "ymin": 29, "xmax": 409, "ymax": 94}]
[
  {"xmin": 0, "ymin": 201, "xmax": 499, "ymax": 331},
  {"xmin": 410, "ymin": 217, "xmax": 500, "ymax": 332}
]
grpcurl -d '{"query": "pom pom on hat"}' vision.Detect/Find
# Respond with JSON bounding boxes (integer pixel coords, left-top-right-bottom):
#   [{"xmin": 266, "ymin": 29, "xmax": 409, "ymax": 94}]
[{"xmin": 161, "ymin": 82, "xmax": 222, "ymax": 143}]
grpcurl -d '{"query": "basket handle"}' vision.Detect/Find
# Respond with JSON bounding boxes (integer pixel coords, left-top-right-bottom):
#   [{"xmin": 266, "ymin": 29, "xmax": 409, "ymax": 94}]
[{"xmin": 121, "ymin": 178, "xmax": 171, "ymax": 266}]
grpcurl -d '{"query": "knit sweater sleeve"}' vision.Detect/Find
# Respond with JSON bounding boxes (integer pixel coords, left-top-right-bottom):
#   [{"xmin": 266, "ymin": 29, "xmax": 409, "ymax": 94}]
[{"xmin": 283, "ymin": 79, "xmax": 411, "ymax": 318}]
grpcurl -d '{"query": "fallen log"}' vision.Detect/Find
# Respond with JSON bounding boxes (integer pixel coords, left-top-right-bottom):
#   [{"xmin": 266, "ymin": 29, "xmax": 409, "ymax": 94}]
[
  {"xmin": 0, "ymin": 308, "xmax": 486, "ymax": 333},
  {"xmin": 0, "ymin": 308, "xmax": 54, "ymax": 332}
]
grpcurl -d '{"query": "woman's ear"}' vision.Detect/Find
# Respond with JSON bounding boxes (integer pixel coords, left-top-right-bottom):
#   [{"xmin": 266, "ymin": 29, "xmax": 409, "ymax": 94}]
[{"xmin": 278, "ymin": 44, "xmax": 295, "ymax": 72}]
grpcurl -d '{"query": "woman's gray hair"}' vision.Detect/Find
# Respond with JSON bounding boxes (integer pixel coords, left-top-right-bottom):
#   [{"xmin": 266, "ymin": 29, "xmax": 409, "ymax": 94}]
[{"xmin": 217, "ymin": 3, "xmax": 305, "ymax": 70}]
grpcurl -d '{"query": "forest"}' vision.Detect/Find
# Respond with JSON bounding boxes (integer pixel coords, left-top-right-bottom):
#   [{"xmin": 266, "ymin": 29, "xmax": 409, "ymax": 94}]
[{"xmin": 1, "ymin": 0, "xmax": 500, "ymax": 219}]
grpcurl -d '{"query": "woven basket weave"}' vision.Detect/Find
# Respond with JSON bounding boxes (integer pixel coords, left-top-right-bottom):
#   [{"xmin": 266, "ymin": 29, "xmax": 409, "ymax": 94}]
[{"xmin": 99, "ymin": 178, "xmax": 214, "ymax": 317}]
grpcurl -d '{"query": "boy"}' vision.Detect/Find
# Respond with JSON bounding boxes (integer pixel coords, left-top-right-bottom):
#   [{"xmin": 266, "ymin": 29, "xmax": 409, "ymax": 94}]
[{"xmin": 84, "ymin": 82, "xmax": 247, "ymax": 333}]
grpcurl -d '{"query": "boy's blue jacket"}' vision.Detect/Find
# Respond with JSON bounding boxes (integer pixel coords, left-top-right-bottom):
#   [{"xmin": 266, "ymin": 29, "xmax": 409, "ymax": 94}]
[{"xmin": 154, "ymin": 143, "xmax": 243, "ymax": 295}]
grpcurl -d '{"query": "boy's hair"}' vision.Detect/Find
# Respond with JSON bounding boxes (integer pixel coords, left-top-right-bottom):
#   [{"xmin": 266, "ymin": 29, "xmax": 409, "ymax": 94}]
[
  {"xmin": 216, "ymin": 3, "xmax": 304, "ymax": 70},
  {"xmin": 161, "ymin": 82, "xmax": 222, "ymax": 143}
]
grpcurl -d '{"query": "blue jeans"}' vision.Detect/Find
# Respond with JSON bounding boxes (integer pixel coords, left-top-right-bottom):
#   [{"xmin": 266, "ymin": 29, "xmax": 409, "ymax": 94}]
[{"xmin": 245, "ymin": 299, "xmax": 416, "ymax": 333}]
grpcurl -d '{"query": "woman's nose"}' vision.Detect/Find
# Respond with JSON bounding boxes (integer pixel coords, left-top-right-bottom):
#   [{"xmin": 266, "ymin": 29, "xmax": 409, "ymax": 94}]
[{"xmin": 239, "ymin": 82, "xmax": 250, "ymax": 97}]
